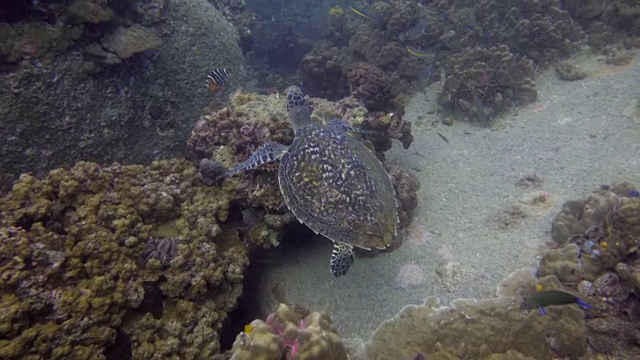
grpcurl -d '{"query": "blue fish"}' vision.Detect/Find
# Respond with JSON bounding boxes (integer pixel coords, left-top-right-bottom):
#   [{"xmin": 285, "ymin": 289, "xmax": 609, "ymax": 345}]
[{"xmin": 629, "ymin": 189, "xmax": 640, "ymax": 198}]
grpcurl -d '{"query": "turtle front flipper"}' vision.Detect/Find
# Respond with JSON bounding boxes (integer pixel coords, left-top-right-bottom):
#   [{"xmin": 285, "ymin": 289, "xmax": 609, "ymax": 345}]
[
  {"xmin": 330, "ymin": 242, "xmax": 355, "ymax": 278},
  {"xmin": 226, "ymin": 142, "xmax": 288, "ymax": 176}
]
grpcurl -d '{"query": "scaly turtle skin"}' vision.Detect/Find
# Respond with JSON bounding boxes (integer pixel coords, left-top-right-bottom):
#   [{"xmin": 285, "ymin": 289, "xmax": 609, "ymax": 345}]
[{"xmin": 224, "ymin": 86, "xmax": 398, "ymax": 277}]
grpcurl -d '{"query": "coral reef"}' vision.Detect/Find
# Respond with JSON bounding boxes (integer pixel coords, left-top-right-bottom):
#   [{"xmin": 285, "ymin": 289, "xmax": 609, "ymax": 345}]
[
  {"xmin": 356, "ymin": 181, "xmax": 640, "ymax": 359},
  {"xmin": 209, "ymin": 0, "xmax": 257, "ymax": 53},
  {"xmin": 438, "ymin": 45, "xmax": 538, "ymax": 122},
  {"xmin": 346, "ymin": 62, "xmax": 394, "ymax": 112},
  {"xmin": 298, "ymin": 43, "xmax": 351, "ymax": 101},
  {"xmin": 0, "ymin": 159, "xmax": 249, "ymax": 359},
  {"xmin": 476, "ymin": 0, "xmax": 587, "ymax": 65},
  {"xmin": 229, "ymin": 303, "xmax": 347, "ymax": 360},
  {"xmin": 555, "ymin": 60, "xmax": 588, "ymax": 81},
  {"xmin": 188, "ymin": 90, "xmax": 293, "ymax": 164},
  {"xmin": 532, "ymin": 182, "xmax": 640, "ymax": 357},
  {"xmin": 364, "ymin": 269, "xmax": 588, "ymax": 360},
  {"xmin": 0, "ymin": 0, "xmax": 245, "ymax": 188},
  {"xmin": 385, "ymin": 164, "xmax": 420, "ymax": 228},
  {"xmin": 563, "ymin": 0, "xmax": 640, "ymax": 53},
  {"xmin": 544, "ymin": 182, "xmax": 640, "ymax": 280},
  {"xmin": 297, "ymin": 0, "xmax": 640, "ymax": 123},
  {"xmin": 189, "ymin": 89, "xmax": 418, "ymax": 243}
]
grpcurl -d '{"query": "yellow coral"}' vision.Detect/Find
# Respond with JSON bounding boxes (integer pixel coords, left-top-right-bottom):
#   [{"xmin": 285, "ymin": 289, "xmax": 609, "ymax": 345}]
[{"xmin": 0, "ymin": 159, "xmax": 249, "ymax": 359}]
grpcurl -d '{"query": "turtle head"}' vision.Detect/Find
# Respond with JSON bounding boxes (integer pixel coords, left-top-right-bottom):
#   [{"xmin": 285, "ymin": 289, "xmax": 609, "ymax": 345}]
[{"xmin": 285, "ymin": 85, "xmax": 312, "ymax": 131}]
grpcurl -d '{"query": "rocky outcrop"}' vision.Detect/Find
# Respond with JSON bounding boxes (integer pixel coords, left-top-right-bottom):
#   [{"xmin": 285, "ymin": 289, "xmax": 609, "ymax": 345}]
[{"xmin": 0, "ymin": 0, "xmax": 245, "ymax": 188}]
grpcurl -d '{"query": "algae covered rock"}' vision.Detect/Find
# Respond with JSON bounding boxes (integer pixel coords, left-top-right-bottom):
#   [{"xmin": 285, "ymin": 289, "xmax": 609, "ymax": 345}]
[
  {"xmin": 100, "ymin": 24, "xmax": 162, "ymax": 59},
  {"xmin": 0, "ymin": 0, "xmax": 244, "ymax": 189},
  {"xmin": 0, "ymin": 159, "xmax": 249, "ymax": 359},
  {"xmin": 68, "ymin": 0, "xmax": 114, "ymax": 23}
]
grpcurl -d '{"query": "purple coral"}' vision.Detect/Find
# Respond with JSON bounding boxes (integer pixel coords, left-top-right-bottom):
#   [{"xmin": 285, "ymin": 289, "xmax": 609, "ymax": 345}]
[
  {"xmin": 346, "ymin": 62, "xmax": 393, "ymax": 111},
  {"xmin": 138, "ymin": 237, "xmax": 180, "ymax": 267}
]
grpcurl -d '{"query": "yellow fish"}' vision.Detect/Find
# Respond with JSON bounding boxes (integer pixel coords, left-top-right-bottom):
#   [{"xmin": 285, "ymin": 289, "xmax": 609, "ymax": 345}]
[
  {"xmin": 350, "ymin": 6, "xmax": 371, "ymax": 19},
  {"xmin": 406, "ymin": 46, "xmax": 430, "ymax": 57},
  {"xmin": 244, "ymin": 324, "xmax": 253, "ymax": 334}
]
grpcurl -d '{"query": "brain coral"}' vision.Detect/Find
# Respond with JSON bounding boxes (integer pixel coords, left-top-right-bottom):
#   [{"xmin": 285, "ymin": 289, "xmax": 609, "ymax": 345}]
[{"xmin": 0, "ymin": 159, "xmax": 249, "ymax": 359}]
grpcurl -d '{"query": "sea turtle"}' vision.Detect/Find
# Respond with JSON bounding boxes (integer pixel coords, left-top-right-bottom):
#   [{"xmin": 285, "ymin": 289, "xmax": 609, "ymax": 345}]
[{"xmin": 221, "ymin": 86, "xmax": 399, "ymax": 277}]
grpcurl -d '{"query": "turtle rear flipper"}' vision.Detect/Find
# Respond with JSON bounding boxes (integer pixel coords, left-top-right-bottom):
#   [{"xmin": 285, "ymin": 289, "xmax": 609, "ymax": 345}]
[
  {"xmin": 226, "ymin": 142, "xmax": 288, "ymax": 176},
  {"xmin": 330, "ymin": 242, "xmax": 355, "ymax": 278}
]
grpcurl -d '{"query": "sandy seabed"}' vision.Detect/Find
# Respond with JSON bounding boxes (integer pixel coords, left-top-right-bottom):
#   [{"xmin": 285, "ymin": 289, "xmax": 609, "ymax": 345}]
[{"xmin": 254, "ymin": 51, "xmax": 640, "ymax": 342}]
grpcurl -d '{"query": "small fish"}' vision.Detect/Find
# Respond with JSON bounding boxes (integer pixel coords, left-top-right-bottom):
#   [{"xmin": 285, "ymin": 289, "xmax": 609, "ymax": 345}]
[
  {"xmin": 437, "ymin": 132, "xmax": 449, "ymax": 144},
  {"xmin": 350, "ymin": 6, "xmax": 371, "ymax": 19},
  {"xmin": 413, "ymin": 354, "xmax": 425, "ymax": 360},
  {"xmin": 206, "ymin": 68, "xmax": 230, "ymax": 93},
  {"xmin": 406, "ymin": 46, "xmax": 430, "ymax": 57},
  {"xmin": 521, "ymin": 289, "xmax": 592, "ymax": 316},
  {"xmin": 629, "ymin": 189, "xmax": 640, "ymax": 198},
  {"xmin": 243, "ymin": 324, "xmax": 253, "ymax": 334}
]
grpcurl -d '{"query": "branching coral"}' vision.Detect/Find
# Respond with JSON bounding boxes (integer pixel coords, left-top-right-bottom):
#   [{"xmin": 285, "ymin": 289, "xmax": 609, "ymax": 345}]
[{"xmin": 230, "ymin": 303, "xmax": 348, "ymax": 360}]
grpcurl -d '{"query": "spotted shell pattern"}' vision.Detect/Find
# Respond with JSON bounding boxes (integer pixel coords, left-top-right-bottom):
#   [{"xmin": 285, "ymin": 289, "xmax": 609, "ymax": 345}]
[{"xmin": 278, "ymin": 87, "xmax": 398, "ymax": 250}]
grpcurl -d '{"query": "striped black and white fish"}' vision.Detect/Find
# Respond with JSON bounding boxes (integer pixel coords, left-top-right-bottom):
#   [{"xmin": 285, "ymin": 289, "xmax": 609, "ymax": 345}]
[{"xmin": 206, "ymin": 68, "xmax": 230, "ymax": 93}]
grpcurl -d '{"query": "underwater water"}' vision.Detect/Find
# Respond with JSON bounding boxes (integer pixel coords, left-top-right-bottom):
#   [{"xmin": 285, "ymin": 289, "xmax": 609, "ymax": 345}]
[{"xmin": 2, "ymin": 0, "xmax": 640, "ymax": 359}]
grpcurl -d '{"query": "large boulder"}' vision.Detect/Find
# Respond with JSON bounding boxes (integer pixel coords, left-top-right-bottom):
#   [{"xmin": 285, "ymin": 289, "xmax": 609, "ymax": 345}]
[{"xmin": 0, "ymin": 0, "xmax": 245, "ymax": 187}]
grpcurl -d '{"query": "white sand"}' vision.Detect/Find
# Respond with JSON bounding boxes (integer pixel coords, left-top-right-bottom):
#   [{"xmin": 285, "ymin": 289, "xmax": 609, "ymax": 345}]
[{"xmin": 255, "ymin": 51, "xmax": 640, "ymax": 341}]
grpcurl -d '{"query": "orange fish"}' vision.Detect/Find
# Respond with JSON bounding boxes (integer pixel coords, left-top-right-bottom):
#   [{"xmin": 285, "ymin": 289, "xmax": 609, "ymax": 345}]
[{"xmin": 206, "ymin": 68, "xmax": 230, "ymax": 93}]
